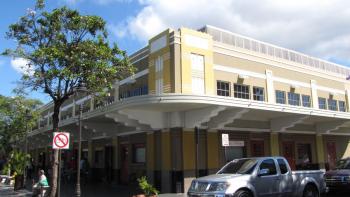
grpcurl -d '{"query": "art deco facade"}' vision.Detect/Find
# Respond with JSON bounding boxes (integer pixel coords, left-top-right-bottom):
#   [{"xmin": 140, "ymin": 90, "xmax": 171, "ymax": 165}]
[{"xmin": 28, "ymin": 25, "xmax": 350, "ymax": 193}]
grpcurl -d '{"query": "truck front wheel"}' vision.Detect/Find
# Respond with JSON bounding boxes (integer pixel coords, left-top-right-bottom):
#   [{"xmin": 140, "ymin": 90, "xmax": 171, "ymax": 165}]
[
  {"xmin": 303, "ymin": 184, "xmax": 319, "ymax": 197},
  {"xmin": 234, "ymin": 189, "xmax": 253, "ymax": 197}
]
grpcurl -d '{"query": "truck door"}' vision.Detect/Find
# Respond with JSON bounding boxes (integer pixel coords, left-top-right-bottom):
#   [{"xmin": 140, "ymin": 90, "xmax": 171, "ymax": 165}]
[
  {"xmin": 277, "ymin": 158, "xmax": 293, "ymax": 197},
  {"xmin": 254, "ymin": 159, "xmax": 279, "ymax": 197}
]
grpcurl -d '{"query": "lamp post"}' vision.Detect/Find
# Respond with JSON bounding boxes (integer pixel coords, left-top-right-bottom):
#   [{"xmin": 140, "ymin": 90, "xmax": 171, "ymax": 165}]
[
  {"xmin": 24, "ymin": 109, "xmax": 33, "ymax": 154},
  {"xmin": 74, "ymin": 85, "xmax": 88, "ymax": 197}
]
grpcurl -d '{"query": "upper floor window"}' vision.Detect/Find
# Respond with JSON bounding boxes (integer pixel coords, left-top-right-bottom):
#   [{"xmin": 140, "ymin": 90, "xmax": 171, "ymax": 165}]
[
  {"xmin": 276, "ymin": 90, "xmax": 286, "ymax": 104},
  {"xmin": 217, "ymin": 81, "xmax": 230, "ymax": 96},
  {"xmin": 253, "ymin": 87, "xmax": 264, "ymax": 101},
  {"xmin": 191, "ymin": 53, "xmax": 205, "ymax": 95},
  {"xmin": 339, "ymin": 101, "xmax": 346, "ymax": 112},
  {"xmin": 302, "ymin": 95, "xmax": 311, "ymax": 107},
  {"xmin": 318, "ymin": 97, "xmax": 326, "ymax": 109},
  {"xmin": 234, "ymin": 84, "xmax": 250, "ymax": 99},
  {"xmin": 328, "ymin": 99, "xmax": 337, "ymax": 111},
  {"xmin": 288, "ymin": 92, "xmax": 300, "ymax": 106}
]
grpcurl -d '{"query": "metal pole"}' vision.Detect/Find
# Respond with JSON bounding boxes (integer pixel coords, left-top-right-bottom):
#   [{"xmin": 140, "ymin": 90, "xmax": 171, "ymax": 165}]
[
  {"xmin": 75, "ymin": 104, "xmax": 82, "ymax": 197},
  {"xmin": 195, "ymin": 126, "xmax": 199, "ymax": 178},
  {"xmin": 58, "ymin": 149, "xmax": 61, "ymax": 197}
]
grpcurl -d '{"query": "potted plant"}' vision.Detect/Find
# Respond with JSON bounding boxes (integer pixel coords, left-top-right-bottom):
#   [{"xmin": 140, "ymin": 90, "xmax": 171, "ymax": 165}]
[
  {"xmin": 3, "ymin": 150, "xmax": 30, "ymax": 190},
  {"xmin": 133, "ymin": 176, "xmax": 159, "ymax": 197}
]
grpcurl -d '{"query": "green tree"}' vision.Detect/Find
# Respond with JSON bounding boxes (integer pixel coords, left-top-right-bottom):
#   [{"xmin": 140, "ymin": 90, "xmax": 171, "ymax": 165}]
[
  {"xmin": 0, "ymin": 94, "xmax": 41, "ymax": 155},
  {"xmin": 2, "ymin": 0, "xmax": 134, "ymax": 196}
]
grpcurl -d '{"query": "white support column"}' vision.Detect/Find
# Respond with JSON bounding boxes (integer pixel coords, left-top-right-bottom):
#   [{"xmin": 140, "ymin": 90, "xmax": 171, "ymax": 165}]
[
  {"xmin": 266, "ymin": 70, "xmax": 275, "ymax": 104},
  {"xmin": 346, "ymin": 89, "xmax": 350, "ymax": 112},
  {"xmin": 311, "ymin": 80, "xmax": 318, "ymax": 109}
]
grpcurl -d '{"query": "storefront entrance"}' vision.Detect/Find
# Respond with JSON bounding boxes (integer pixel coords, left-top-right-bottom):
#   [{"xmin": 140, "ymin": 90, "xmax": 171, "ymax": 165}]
[
  {"xmin": 327, "ymin": 142, "xmax": 337, "ymax": 170},
  {"xmin": 120, "ymin": 145, "xmax": 129, "ymax": 184},
  {"xmin": 282, "ymin": 141, "xmax": 296, "ymax": 170}
]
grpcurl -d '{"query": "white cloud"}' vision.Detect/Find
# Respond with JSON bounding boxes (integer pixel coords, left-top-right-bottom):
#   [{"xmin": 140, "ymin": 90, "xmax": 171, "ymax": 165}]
[
  {"xmin": 115, "ymin": 0, "xmax": 350, "ymax": 64},
  {"xmin": 11, "ymin": 58, "xmax": 34, "ymax": 76}
]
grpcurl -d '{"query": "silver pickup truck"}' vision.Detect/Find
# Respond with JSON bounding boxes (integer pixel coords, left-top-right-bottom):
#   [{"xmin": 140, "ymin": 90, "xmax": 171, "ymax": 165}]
[{"xmin": 188, "ymin": 157, "xmax": 326, "ymax": 197}]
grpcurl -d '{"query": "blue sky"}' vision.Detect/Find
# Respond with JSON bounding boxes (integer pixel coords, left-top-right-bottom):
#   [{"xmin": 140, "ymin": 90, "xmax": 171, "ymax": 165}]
[
  {"xmin": 1, "ymin": 0, "xmax": 350, "ymax": 103},
  {"xmin": 0, "ymin": 0, "xmax": 144, "ymax": 102}
]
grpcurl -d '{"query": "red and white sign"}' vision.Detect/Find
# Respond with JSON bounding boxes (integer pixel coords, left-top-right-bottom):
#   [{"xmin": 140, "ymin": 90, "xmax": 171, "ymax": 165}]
[{"xmin": 53, "ymin": 132, "xmax": 70, "ymax": 149}]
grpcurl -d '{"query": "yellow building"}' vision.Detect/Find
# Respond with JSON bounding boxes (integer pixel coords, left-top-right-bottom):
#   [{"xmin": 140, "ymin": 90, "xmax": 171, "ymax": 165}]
[{"xmin": 28, "ymin": 25, "xmax": 350, "ymax": 193}]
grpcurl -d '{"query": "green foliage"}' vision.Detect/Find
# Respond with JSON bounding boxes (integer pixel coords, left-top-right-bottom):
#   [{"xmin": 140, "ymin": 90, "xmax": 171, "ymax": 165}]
[
  {"xmin": 0, "ymin": 95, "xmax": 41, "ymax": 155},
  {"xmin": 2, "ymin": 150, "xmax": 30, "ymax": 176},
  {"xmin": 137, "ymin": 176, "xmax": 159, "ymax": 196},
  {"xmin": 3, "ymin": 0, "xmax": 134, "ymax": 104}
]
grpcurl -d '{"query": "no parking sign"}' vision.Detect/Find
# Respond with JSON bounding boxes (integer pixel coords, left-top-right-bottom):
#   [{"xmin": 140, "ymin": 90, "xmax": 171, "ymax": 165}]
[{"xmin": 53, "ymin": 132, "xmax": 70, "ymax": 149}]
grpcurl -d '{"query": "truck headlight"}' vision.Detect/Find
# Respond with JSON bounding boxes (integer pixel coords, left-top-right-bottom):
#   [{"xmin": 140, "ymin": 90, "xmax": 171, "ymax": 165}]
[
  {"xmin": 189, "ymin": 181, "xmax": 197, "ymax": 191},
  {"xmin": 208, "ymin": 182, "xmax": 230, "ymax": 191}
]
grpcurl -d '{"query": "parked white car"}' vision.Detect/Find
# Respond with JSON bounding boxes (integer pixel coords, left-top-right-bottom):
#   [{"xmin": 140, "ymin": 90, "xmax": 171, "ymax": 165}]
[{"xmin": 187, "ymin": 157, "xmax": 326, "ymax": 197}]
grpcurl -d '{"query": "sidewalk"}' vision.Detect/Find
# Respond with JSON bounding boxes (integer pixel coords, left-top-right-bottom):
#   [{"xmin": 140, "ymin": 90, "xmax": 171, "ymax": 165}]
[
  {"xmin": 0, "ymin": 183, "xmax": 32, "ymax": 197},
  {"xmin": 0, "ymin": 181, "xmax": 185, "ymax": 197}
]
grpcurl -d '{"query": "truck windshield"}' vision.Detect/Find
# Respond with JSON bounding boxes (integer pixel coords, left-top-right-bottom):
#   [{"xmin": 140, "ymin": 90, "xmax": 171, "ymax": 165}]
[
  {"xmin": 217, "ymin": 159, "xmax": 258, "ymax": 174},
  {"xmin": 335, "ymin": 159, "xmax": 350, "ymax": 169}
]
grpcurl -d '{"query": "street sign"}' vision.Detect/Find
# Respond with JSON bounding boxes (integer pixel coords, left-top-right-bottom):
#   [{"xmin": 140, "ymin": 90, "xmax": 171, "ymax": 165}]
[
  {"xmin": 222, "ymin": 133, "xmax": 229, "ymax": 146},
  {"xmin": 230, "ymin": 140, "xmax": 245, "ymax": 147},
  {"xmin": 53, "ymin": 132, "xmax": 70, "ymax": 149}
]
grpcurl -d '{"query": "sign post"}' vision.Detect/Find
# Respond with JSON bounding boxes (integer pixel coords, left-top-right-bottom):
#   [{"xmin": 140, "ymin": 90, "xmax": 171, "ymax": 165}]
[
  {"xmin": 222, "ymin": 134, "xmax": 229, "ymax": 163},
  {"xmin": 53, "ymin": 132, "xmax": 70, "ymax": 197}
]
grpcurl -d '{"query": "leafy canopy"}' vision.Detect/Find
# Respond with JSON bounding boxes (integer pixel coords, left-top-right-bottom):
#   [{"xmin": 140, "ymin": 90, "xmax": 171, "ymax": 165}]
[
  {"xmin": 3, "ymin": 0, "xmax": 134, "ymax": 104},
  {"xmin": 0, "ymin": 94, "xmax": 41, "ymax": 154}
]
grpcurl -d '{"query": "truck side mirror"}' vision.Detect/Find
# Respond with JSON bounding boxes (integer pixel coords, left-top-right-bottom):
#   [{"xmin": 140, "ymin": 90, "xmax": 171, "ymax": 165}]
[{"xmin": 258, "ymin": 168, "xmax": 270, "ymax": 177}]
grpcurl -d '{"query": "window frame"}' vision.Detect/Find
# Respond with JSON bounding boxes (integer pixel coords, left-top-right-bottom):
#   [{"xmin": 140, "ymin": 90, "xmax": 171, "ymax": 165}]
[
  {"xmin": 318, "ymin": 97, "xmax": 327, "ymax": 110},
  {"xmin": 253, "ymin": 86, "xmax": 265, "ymax": 101},
  {"xmin": 217, "ymin": 80, "xmax": 230, "ymax": 97},
  {"xmin": 275, "ymin": 90, "xmax": 286, "ymax": 104},
  {"xmin": 328, "ymin": 99, "xmax": 338, "ymax": 111},
  {"xmin": 302, "ymin": 95, "xmax": 311, "ymax": 107},
  {"xmin": 339, "ymin": 101, "xmax": 346, "ymax": 112},
  {"xmin": 234, "ymin": 84, "xmax": 250, "ymax": 99},
  {"xmin": 277, "ymin": 159, "xmax": 289, "ymax": 174},
  {"xmin": 259, "ymin": 159, "xmax": 277, "ymax": 176},
  {"xmin": 132, "ymin": 143, "xmax": 146, "ymax": 164},
  {"xmin": 288, "ymin": 92, "xmax": 301, "ymax": 106}
]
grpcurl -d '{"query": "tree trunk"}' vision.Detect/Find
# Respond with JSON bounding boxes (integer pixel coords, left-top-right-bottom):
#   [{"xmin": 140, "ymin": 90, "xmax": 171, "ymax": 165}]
[{"xmin": 50, "ymin": 104, "xmax": 61, "ymax": 197}]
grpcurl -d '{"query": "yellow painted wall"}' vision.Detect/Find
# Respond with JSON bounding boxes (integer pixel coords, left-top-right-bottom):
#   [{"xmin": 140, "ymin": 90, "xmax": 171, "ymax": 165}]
[
  {"xmin": 270, "ymin": 132, "xmax": 280, "ymax": 156},
  {"xmin": 146, "ymin": 133, "xmax": 155, "ymax": 171},
  {"xmin": 148, "ymin": 29, "xmax": 172, "ymax": 94},
  {"xmin": 207, "ymin": 131, "xmax": 219, "ymax": 169},
  {"xmin": 161, "ymin": 130, "xmax": 171, "ymax": 170},
  {"xmin": 179, "ymin": 28, "xmax": 215, "ymax": 95},
  {"xmin": 316, "ymin": 135, "xmax": 325, "ymax": 169},
  {"xmin": 182, "ymin": 129, "xmax": 195, "ymax": 170}
]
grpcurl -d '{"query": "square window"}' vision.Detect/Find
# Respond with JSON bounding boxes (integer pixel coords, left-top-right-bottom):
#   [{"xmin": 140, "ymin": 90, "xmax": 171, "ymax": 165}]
[
  {"xmin": 234, "ymin": 84, "xmax": 250, "ymax": 99},
  {"xmin": 302, "ymin": 95, "xmax": 311, "ymax": 107},
  {"xmin": 217, "ymin": 81, "xmax": 230, "ymax": 96},
  {"xmin": 288, "ymin": 92, "xmax": 300, "ymax": 106},
  {"xmin": 328, "ymin": 99, "xmax": 337, "ymax": 111},
  {"xmin": 276, "ymin": 90, "xmax": 286, "ymax": 104},
  {"xmin": 339, "ymin": 101, "xmax": 346, "ymax": 112},
  {"xmin": 133, "ymin": 144, "xmax": 146, "ymax": 163},
  {"xmin": 318, "ymin": 97, "xmax": 326, "ymax": 109},
  {"xmin": 253, "ymin": 87, "xmax": 264, "ymax": 101}
]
